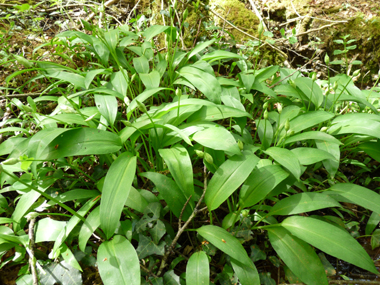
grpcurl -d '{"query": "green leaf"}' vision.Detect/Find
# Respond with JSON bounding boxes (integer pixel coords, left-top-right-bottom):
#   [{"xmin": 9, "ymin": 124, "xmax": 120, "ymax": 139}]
[
  {"xmin": 290, "ymin": 111, "xmax": 335, "ymax": 134},
  {"xmin": 127, "ymin": 87, "xmax": 170, "ymax": 119},
  {"xmin": 110, "ymin": 70, "xmax": 128, "ymax": 98},
  {"xmin": 316, "ymin": 140, "xmax": 340, "ymax": 178},
  {"xmin": 186, "ymin": 251, "xmax": 209, "ymax": 285},
  {"xmin": 94, "ymin": 94, "xmax": 117, "ymax": 127},
  {"xmin": 201, "ymin": 50, "xmax": 242, "ymax": 63},
  {"xmin": 133, "ymin": 55, "xmax": 150, "ymax": 74},
  {"xmin": 205, "ymin": 150, "xmax": 259, "ymax": 211},
  {"xmin": 291, "ymin": 147, "xmax": 337, "ymax": 165},
  {"xmin": 179, "ymin": 66, "xmax": 222, "ymax": 103},
  {"xmin": 284, "ymin": 131, "xmax": 342, "ymax": 145},
  {"xmin": 239, "ymin": 165, "xmax": 289, "ymax": 209},
  {"xmin": 197, "ymin": 225, "xmax": 260, "ymax": 283},
  {"xmin": 268, "ymin": 193, "xmax": 340, "ymax": 216},
  {"xmin": 264, "ymin": 147, "xmax": 301, "ymax": 180},
  {"xmin": 45, "ymin": 128, "xmax": 122, "ymax": 159},
  {"xmin": 78, "ymin": 206, "xmax": 100, "ymax": 252},
  {"xmin": 281, "ymin": 216, "xmax": 379, "ymax": 274},
  {"xmin": 193, "ymin": 126, "xmax": 241, "ymax": 155},
  {"xmin": 35, "ymin": 218, "xmax": 66, "ymax": 243},
  {"xmin": 230, "ymin": 258, "xmax": 260, "ymax": 285},
  {"xmin": 143, "ymin": 25, "xmax": 170, "ymax": 42},
  {"xmin": 125, "ymin": 187, "xmax": 149, "ymax": 213},
  {"xmin": 140, "ymin": 70, "xmax": 161, "ymax": 89},
  {"xmin": 98, "ymin": 235, "xmax": 140, "ymax": 285},
  {"xmin": 60, "ymin": 243, "xmax": 82, "ymax": 272},
  {"xmin": 139, "ymin": 172, "xmax": 193, "ymax": 220},
  {"xmin": 159, "ymin": 145, "xmax": 194, "ymax": 197},
  {"xmin": 358, "ymin": 142, "xmax": 380, "ymax": 163},
  {"xmin": 294, "ymin": 77, "xmax": 323, "ymax": 108},
  {"xmin": 268, "ymin": 227, "xmax": 328, "ymax": 285},
  {"xmin": 47, "ymin": 71, "xmax": 86, "ymax": 89},
  {"xmin": 327, "ymin": 183, "xmax": 380, "ymax": 215},
  {"xmin": 366, "ymin": 211, "xmax": 380, "ymax": 236},
  {"xmin": 100, "ymin": 152, "xmax": 136, "ymax": 240},
  {"xmin": 136, "ymin": 234, "xmax": 165, "ymax": 259},
  {"xmin": 328, "ymin": 119, "xmax": 380, "ymax": 139},
  {"xmin": 38, "ymin": 260, "xmax": 82, "ymax": 285},
  {"xmin": 52, "ymin": 199, "xmax": 97, "ymax": 257},
  {"xmin": 188, "ymin": 39, "xmax": 216, "ymax": 59},
  {"xmin": 255, "ymin": 119, "xmax": 273, "ymax": 149}
]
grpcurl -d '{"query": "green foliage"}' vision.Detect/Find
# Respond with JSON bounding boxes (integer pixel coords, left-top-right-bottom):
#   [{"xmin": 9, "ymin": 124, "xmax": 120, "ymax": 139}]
[{"xmin": 1, "ymin": 8, "xmax": 380, "ymax": 285}]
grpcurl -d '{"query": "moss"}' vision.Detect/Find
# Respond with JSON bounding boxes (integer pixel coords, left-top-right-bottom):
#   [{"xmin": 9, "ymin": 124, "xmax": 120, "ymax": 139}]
[{"xmin": 210, "ymin": 0, "xmax": 260, "ymax": 42}]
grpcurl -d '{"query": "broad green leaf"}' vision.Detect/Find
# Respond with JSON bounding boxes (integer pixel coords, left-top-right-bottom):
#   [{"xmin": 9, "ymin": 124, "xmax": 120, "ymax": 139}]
[
  {"xmin": 201, "ymin": 50, "xmax": 242, "ymax": 63},
  {"xmin": 268, "ymin": 227, "xmax": 328, "ymax": 285},
  {"xmin": 47, "ymin": 71, "xmax": 86, "ymax": 89},
  {"xmin": 186, "ymin": 251, "xmax": 209, "ymax": 285},
  {"xmin": 98, "ymin": 235, "xmax": 140, "ymax": 285},
  {"xmin": 221, "ymin": 95, "xmax": 245, "ymax": 111},
  {"xmin": 110, "ymin": 70, "xmax": 128, "ymax": 97},
  {"xmin": 52, "ymin": 199, "xmax": 97, "ymax": 257},
  {"xmin": 230, "ymin": 258, "xmax": 260, "ymax": 285},
  {"xmin": 104, "ymin": 28, "xmax": 119, "ymax": 51},
  {"xmin": 366, "ymin": 211, "xmax": 380, "ymax": 236},
  {"xmin": 197, "ymin": 225, "xmax": 259, "ymax": 283},
  {"xmin": 179, "ymin": 66, "xmax": 222, "ymax": 104},
  {"xmin": 327, "ymin": 183, "xmax": 380, "ymax": 215},
  {"xmin": 268, "ymin": 193, "xmax": 340, "ymax": 216},
  {"xmin": 187, "ymin": 105, "xmax": 252, "ymax": 122},
  {"xmin": 78, "ymin": 206, "xmax": 100, "ymax": 252},
  {"xmin": 159, "ymin": 145, "xmax": 194, "ymax": 197},
  {"xmin": 139, "ymin": 172, "xmax": 193, "ymax": 220},
  {"xmin": 358, "ymin": 142, "xmax": 380, "ymax": 163},
  {"xmin": 140, "ymin": 70, "xmax": 161, "ymax": 89},
  {"xmin": 143, "ymin": 25, "xmax": 170, "ymax": 42},
  {"xmin": 163, "ymin": 270, "xmax": 180, "ymax": 285},
  {"xmin": 127, "ymin": 87, "xmax": 170, "ymax": 119},
  {"xmin": 255, "ymin": 119, "xmax": 273, "ymax": 149},
  {"xmin": 188, "ymin": 39, "xmax": 215, "ymax": 59},
  {"xmin": 136, "ymin": 234, "xmax": 165, "ymax": 259},
  {"xmin": 294, "ymin": 77, "xmax": 323, "ymax": 108},
  {"xmin": 35, "ymin": 218, "xmax": 66, "ymax": 243},
  {"xmin": 94, "ymin": 94, "xmax": 117, "ymax": 127},
  {"xmin": 239, "ymin": 165, "xmax": 289, "ymax": 209},
  {"xmin": 205, "ymin": 150, "xmax": 259, "ymax": 211},
  {"xmin": 291, "ymin": 147, "xmax": 337, "ymax": 165},
  {"xmin": 284, "ymin": 131, "xmax": 342, "ymax": 145},
  {"xmin": 45, "ymin": 128, "xmax": 122, "ymax": 159},
  {"xmin": 38, "ymin": 260, "xmax": 82, "ymax": 285},
  {"xmin": 328, "ymin": 119, "xmax": 380, "ymax": 139},
  {"xmin": 290, "ymin": 111, "xmax": 335, "ymax": 134},
  {"xmin": 281, "ymin": 216, "xmax": 379, "ymax": 274},
  {"xmin": 60, "ymin": 243, "xmax": 82, "ymax": 272},
  {"xmin": 264, "ymin": 147, "xmax": 301, "ymax": 180},
  {"xmin": 316, "ymin": 140, "xmax": 340, "ymax": 178},
  {"xmin": 133, "ymin": 55, "xmax": 149, "ymax": 74},
  {"xmin": 100, "ymin": 152, "xmax": 136, "ymax": 239},
  {"xmin": 125, "ymin": 187, "xmax": 149, "ymax": 213},
  {"xmin": 192, "ymin": 126, "xmax": 241, "ymax": 156}
]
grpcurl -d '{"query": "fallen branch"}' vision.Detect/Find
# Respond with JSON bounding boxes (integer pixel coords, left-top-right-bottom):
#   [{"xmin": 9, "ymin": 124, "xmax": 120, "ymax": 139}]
[{"xmin": 156, "ymin": 165, "xmax": 209, "ymax": 276}]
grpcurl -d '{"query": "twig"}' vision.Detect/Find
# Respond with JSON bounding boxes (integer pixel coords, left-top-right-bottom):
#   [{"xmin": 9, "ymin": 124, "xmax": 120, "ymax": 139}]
[
  {"xmin": 192, "ymin": 19, "xmax": 203, "ymax": 49},
  {"xmin": 28, "ymin": 217, "xmax": 38, "ymax": 285},
  {"xmin": 0, "ymin": 93, "xmax": 60, "ymax": 99},
  {"xmin": 86, "ymin": 0, "xmax": 118, "ymax": 22},
  {"xmin": 294, "ymin": 22, "xmax": 345, "ymax": 38},
  {"xmin": 140, "ymin": 263, "xmax": 158, "ymax": 278},
  {"xmin": 156, "ymin": 165, "xmax": 209, "ymax": 276},
  {"xmin": 279, "ymin": 15, "xmax": 346, "ymax": 27},
  {"xmin": 178, "ymin": 195, "xmax": 192, "ymax": 232},
  {"xmin": 127, "ymin": 0, "xmax": 141, "ymax": 22},
  {"xmin": 44, "ymin": 4, "xmax": 96, "ymax": 12},
  {"xmin": 248, "ymin": 0, "xmax": 268, "ymax": 31}
]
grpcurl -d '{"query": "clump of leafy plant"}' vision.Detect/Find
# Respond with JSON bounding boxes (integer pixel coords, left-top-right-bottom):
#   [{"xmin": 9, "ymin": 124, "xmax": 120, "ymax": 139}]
[{"xmin": 1, "ymin": 8, "xmax": 380, "ymax": 285}]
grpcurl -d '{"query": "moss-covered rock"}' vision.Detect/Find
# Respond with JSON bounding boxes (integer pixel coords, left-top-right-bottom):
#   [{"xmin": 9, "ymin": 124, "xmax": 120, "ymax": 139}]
[{"xmin": 209, "ymin": 0, "xmax": 260, "ymax": 42}]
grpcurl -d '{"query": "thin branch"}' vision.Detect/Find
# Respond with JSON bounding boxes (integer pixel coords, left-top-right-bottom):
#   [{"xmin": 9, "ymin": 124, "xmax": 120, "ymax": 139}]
[
  {"xmin": 28, "ymin": 217, "xmax": 38, "ymax": 285},
  {"xmin": 86, "ymin": 0, "xmax": 118, "ymax": 22},
  {"xmin": 156, "ymin": 165, "xmax": 209, "ymax": 276},
  {"xmin": 178, "ymin": 195, "xmax": 192, "ymax": 232},
  {"xmin": 248, "ymin": 0, "xmax": 268, "ymax": 31},
  {"xmin": 127, "ymin": 0, "xmax": 141, "ymax": 22}
]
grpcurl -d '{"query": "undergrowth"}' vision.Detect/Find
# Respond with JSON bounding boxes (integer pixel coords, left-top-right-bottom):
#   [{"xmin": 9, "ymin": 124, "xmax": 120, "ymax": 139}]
[{"xmin": 1, "ymin": 3, "xmax": 380, "ymax": 285}]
